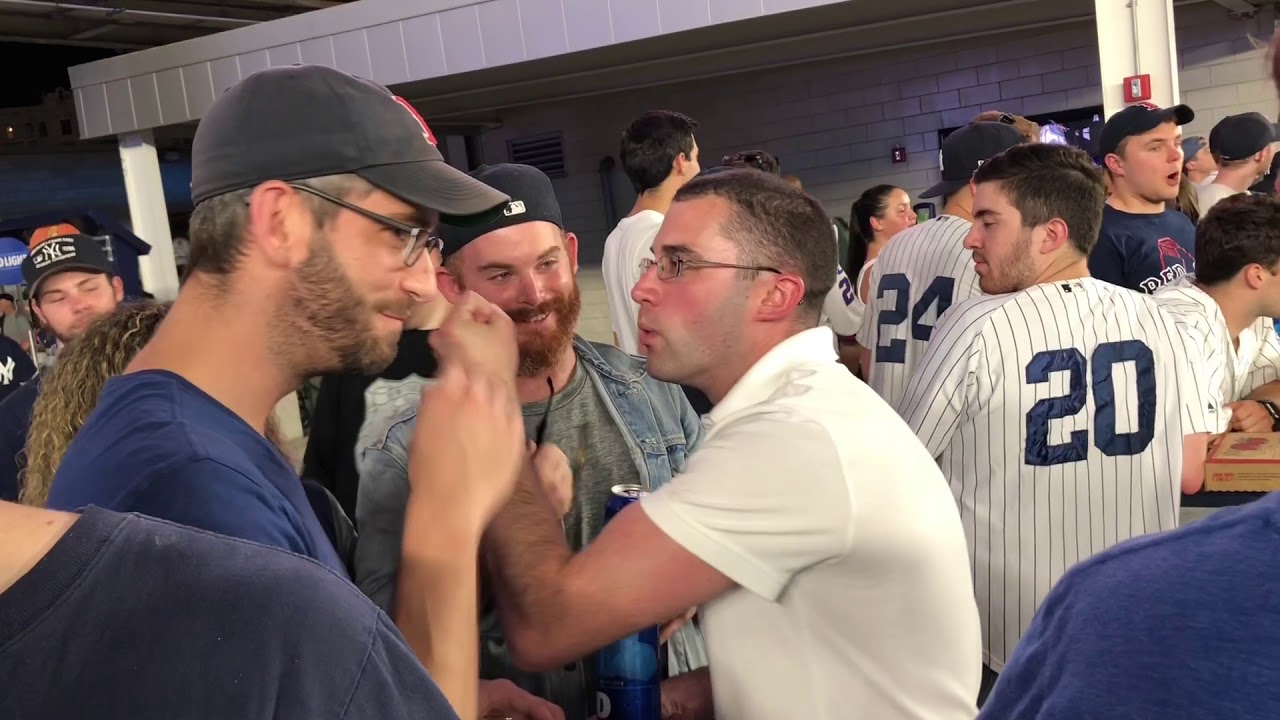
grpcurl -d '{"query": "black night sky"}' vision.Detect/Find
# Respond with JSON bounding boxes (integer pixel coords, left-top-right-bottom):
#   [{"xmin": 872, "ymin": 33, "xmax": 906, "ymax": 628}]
[{"xmin": 0, "ymin": 42, "xmax": 118, "ymax": 108}]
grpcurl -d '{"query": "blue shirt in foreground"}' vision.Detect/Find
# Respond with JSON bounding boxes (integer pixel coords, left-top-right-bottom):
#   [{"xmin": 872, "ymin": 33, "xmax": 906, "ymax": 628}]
[
  {"xmin": 980, "ymin": 492, "xmax": 1280, "ymax": 719},
  {"xmin": 1088, "ymin": 205, "xmax": 1196, "ymax": 293},
  {"xmin": 0, "ymin": 506, "xmax": 457, "ymax": 719},
  {"xmin": 46, "ymin": 370, "xmax": 346, "ymax": 575}
]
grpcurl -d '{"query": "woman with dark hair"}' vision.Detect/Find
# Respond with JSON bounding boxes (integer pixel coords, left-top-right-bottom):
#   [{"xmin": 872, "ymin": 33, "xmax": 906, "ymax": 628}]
[{"xmin": 847, "ymin": 184, "xmax": 916, "ymax": 307}]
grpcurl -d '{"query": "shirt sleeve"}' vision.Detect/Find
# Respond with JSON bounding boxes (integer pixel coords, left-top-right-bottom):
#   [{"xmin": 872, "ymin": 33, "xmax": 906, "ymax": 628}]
[
  {"xmin": 1243, "ymin": 322, "xmax": 1280, "ymax": 392},
  {"xmin": 822, "ymin": 266, "xmax": 861, "ymax": 337},
  {"xmin": 353, "ymin": 445, "xmax": 411, "ymax": 613},
  {"xmin": 1171, "ymin": 322, "xmax": 1227, "ymax": 435},
  {"xmin": 341, "ymin": 612, "xmax": 460, "ymax": 720},
  {"xmin": 896, "ymin": 304, "xmax": 988, "ymax": 458},
  {"xmin": 128, "ymin": 458, "xmax": 315, "ymax": 557},
  {"xmin": 1087, "ymin": 231, "xmax": 1128, "ymax": 289},
  {"xmin": 640, "ymin": 412, "xmax": 852, "ymax": 601}
]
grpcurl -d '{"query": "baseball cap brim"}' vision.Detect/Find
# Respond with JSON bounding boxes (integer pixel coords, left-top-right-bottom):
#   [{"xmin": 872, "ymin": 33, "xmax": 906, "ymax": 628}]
[
  {"xmin": 30, "ymin": 263, "xmax": 110, "ymax": 298},
  {"xmin": 920, "ymin": 178, "xmax": 966, "ymax": 199},
  {"xmin": 359, "ymin": 159, "xmax": 511, "ymax": 227}
]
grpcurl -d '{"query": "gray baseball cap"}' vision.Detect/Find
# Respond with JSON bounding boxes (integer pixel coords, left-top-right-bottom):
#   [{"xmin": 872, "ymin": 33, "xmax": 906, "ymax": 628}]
[{"xmin": 190, "ymin": 64, "xmax": 510, "ymax": 226}]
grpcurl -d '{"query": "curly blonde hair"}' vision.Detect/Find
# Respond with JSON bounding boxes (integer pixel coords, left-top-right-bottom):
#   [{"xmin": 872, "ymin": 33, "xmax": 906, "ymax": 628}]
[{"xmin": 19, "ymin": 301, "xmax": 291, "ymax": 507}]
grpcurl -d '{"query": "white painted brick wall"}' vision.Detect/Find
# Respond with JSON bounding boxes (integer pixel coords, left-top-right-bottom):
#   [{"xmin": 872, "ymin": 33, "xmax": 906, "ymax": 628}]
[{"xmin": 480, "ymin": 2, "xmax": 1279, "ymax": 264}]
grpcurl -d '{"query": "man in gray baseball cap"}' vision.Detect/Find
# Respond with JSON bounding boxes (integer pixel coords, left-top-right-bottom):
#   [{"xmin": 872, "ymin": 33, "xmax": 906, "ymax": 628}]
[{"xmin": 45, "ymin": 64, "xmax": 560, "ymax": 720}]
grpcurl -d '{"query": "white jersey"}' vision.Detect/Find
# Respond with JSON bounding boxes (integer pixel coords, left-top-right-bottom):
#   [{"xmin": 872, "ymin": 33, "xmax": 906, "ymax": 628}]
[
  {"xmin": 897, "ymin": 278, "xmax": 1224, "ymax": 671},
  {"xmin": 858, "ymin": 215, "xmax": 980, "ymax": 409},
  {"xmin": 821, "ymin": 259, "xmax": 876, "ymax": 337},
  {"xmin": 1154, "ymin": 277, "xmax": 1280, "ymax": 401},
  {"xmin": 602, "ymin": 210, "xmax": 664, "ymax": 354}
]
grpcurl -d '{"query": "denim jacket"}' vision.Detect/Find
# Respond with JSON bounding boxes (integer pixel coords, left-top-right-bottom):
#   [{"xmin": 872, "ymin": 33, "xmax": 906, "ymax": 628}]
[{"xmin": 354, "ymin": 337, "xmax": 707, "ymax": 716}]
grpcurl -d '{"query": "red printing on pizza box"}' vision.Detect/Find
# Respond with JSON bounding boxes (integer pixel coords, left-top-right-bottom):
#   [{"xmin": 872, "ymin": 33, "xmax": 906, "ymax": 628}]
[{"xmin": 1203, "ymin": 433, "xmax": 1280, "ymax": 492}]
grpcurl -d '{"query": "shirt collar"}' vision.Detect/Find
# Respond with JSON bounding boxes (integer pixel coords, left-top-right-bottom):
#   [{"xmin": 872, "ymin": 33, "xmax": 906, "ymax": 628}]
[{"xmin": 706, "ymin": 327, "xmax": 836, "ymax": 425}]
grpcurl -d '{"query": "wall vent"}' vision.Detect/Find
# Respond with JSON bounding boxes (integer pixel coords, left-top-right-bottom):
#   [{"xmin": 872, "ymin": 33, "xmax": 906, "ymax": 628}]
[{"xmin": 507, "ymin": 132, "xmax": 566, "ymax": 178}]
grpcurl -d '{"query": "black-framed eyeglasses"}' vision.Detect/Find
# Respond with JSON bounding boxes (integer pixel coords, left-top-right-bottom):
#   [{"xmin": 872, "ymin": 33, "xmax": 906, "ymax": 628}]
[
  {"xmin": 288, "ymin": 182, "xmax": 443, "ymax": 267},
  {"xmin": 639, "ymin": 255, "xmax": 782, "ymax": 280}
]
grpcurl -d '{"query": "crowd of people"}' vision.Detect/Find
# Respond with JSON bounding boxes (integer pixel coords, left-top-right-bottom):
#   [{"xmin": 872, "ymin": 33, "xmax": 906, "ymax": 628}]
[{"xmin": 3, "ymin": 28, "xmax": 1280, "ymax": 720}]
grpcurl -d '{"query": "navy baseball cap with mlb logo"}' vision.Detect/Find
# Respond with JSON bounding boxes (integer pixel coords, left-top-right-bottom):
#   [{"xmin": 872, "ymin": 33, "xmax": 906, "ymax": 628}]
[
  {"xmin": 190, "ymin": 64, "xmax": 510, "ymax": 226},
  {"xmin": 1099, "ymin": 102, "xmax": 1195, "ymax": 157},
  {"xmin": 921, "ymin": 122, "xmax": 1026, "ymax": 199},
  {"xmin": 438, "ymin": 164, "xmax": 565, "ymax": 256}
]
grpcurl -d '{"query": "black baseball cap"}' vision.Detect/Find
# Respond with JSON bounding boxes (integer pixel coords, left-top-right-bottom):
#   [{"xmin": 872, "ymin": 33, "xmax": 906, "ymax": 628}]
[
  {"xmin": 1209, "ymin": 112, "xmax": 1279, "ymax": 162},
  {"xmin": 921, "ymin": 122, "xmax": 1026, "ymax": 199},
  {"xmin": 190, "ymin": 64, "xmax": 510, "ymax": 226},
  {"xmin": 22, "ymin": 235, "xmax": 115, "ymax": 298},
  {"xmin": 1099, "ymin": 102, "xmax": 1194, "ymax": 156},
  {"xmin": 438, "ymin": 164, "xmax": 564, "ymax": 256}
]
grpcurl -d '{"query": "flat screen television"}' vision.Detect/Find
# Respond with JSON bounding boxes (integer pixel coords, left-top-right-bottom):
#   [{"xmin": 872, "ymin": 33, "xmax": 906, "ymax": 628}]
[{"xmin": 939, "ymin": 106, "xmax": 1106, "ymax": 163}]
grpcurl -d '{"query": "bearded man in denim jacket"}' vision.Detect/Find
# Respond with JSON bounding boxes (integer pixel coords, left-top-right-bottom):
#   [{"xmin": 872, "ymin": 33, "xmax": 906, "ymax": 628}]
[{"xmin": 354, "ymin": 164, "xmax": 706, "ymax": 720}]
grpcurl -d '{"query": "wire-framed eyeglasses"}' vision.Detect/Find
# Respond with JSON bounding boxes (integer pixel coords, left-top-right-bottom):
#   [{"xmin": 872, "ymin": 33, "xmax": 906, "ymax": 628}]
[
  {"xmin": 289, "ymin": 182, "xmax": 443, "ymax": 267},
  {"xmin": 639, "ymin": 255, "xmax": 782, "ymax": 280}
]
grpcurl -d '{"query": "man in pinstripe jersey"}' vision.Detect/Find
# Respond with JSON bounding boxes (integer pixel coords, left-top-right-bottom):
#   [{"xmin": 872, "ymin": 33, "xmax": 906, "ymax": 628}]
[
  {"xmin": 1155, "ymin": 194, "xmax": 1280, "ymax": 432},
  {"xmin": 858, "ymin": 121, "xmax": 1026, "ymax": 409},
  {"xmin": 1155, "ymin": 194, "xmax": 1280, "ymax": 511},
  {"xmin": 897, "ymin": 143, "xmax": 1223, "ymax": 705}
]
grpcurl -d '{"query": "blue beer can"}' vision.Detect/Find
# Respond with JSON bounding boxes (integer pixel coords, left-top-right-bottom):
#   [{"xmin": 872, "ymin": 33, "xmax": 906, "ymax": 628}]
[{"xmin": 596, "ymin": 484, "xmax": 660, "ymax": 720}]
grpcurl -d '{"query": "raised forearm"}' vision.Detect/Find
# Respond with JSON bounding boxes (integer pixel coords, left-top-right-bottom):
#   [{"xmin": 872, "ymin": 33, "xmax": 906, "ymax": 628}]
[
  {"xmin": 1246, "ymin": 379, "xmax": 1280, "ymax": 405},
  {"xmin": 485, "ymin": 468, "xmax": 579, "ymax": 669},
  {"xmin": 396, "ymin": 496, "xmax": 483, "ymax": 720}
]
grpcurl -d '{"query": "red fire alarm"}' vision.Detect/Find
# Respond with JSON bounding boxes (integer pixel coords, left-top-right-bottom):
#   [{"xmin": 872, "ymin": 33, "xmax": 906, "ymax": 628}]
[
  {"xmin": 891, "ymin": 145, "xmax": 907, "ymax": 164},
  {"xmin": 1122, "ymin": 74, "xmax": 1152, "ymax": 103}
]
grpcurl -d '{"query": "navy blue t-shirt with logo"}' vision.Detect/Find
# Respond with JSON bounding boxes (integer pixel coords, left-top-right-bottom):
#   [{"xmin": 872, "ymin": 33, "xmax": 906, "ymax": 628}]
[
  {"xmin": 0, "ymin": 334, "xmax": 34, "ymax": 405},
  {"xmin": 45, "ymin": 370, "xmax": 347, "ymax": 576},
  {"xmin": 1088, "ymin": 205, "xmax": 1197, "ymax": 294},
  {"xmin": 0, "ymin": 506, "xmax": 458, "ymax": 719}
]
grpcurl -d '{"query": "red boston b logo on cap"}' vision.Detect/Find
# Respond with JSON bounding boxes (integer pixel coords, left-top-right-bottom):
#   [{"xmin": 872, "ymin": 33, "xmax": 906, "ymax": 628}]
[
  {"xmin": 392, "ymin": 96, "xmax": 438, "ymax": 147},
  {"xmin": 1135, "ymin": 101, "xmax": 1159, "ymax": 111}
]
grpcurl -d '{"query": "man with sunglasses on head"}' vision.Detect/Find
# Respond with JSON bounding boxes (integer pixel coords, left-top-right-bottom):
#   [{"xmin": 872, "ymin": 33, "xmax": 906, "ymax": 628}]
[
  {"xmin": 355, "ymin": 163, "xmax": 706, "ymax": 720},
  {"xmin": 466, "ymin": 169, "xmax": 980, "ymax": 720},
  {"xmin": 42, "ymin": 65, "xmax": 560, "ymax": 720}
]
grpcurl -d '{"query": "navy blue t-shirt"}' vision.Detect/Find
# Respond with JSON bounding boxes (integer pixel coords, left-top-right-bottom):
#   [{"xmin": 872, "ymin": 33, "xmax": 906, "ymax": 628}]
[
  {"xmin": 0, "ymin": 334, "xmax": 34, "ymax": 405},
  {"xmin": 0, "ymin": 374, "xmax": 39, "ymax": 501},
  {"xmin": 0, "ymin": 506, "xmax": 458, "ymax": 719},
  {"xmin": 45, "ymin": 370, "xmax": 346, "ymax": 575},
  {"xmin": 1088, "ymin": 205, "xmax": 1196, "ymax": 293},
  {"xmin": 980, "ymin": 492, "xmax": 1280, "ymax": 719}
]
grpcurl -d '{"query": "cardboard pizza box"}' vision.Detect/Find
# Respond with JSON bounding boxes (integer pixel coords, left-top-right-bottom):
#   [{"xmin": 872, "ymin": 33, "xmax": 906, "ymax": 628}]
[{"xmin": 1204, "ymin": 433, "xmax": 1280, "ymax": 492}]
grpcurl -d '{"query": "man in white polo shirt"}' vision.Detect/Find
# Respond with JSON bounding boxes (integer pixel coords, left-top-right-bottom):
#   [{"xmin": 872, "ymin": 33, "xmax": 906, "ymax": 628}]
[{"xmin": 474, "ymin": 169, "xmax": 981, "ymax": 719}]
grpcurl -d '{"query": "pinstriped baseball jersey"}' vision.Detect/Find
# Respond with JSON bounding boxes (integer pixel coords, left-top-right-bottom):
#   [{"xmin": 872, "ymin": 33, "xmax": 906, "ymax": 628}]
[
  {"xmin": 897, "ymin": 277, "xmax": 1224, "ymax": 671},
  {"xmin": 1154, "ymin": 277, "xmax": 1280, "ymax": 401},
  {"xmin": 857, "ymin": 215, "xmax": 980, "ymax": 409}
]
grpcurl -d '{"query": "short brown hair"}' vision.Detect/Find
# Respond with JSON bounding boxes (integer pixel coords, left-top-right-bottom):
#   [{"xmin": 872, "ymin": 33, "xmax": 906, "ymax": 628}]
[
  {"xmin": 972, "ymin": 143, "xmax": 1106, "ymax": 256},
  {"xmin": 185, "ymin": 173, "xmax": 372, "ymax": 279},
  {"xmin": 1195, "ymin": 194, "xmax": 1280, "ymax": 285},
  {"xmin": 673, "ymin": 169, "xmax": 835, "ymax": 317}
]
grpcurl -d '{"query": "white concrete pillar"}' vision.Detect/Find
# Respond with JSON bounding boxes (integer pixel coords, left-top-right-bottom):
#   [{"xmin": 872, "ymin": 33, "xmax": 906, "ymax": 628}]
[
  {"xmin": 119, "ymin": 130, "xmax": 179, "ymax": 301},
  {"xmin": 1094, "ymin": 0, "xmax": 1181, "ymax": 118}
]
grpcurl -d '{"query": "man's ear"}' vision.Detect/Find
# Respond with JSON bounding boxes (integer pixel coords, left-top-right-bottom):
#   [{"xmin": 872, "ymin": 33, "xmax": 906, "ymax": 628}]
[
  {"xmin": 111, "ymin": 276, "xmax": 125, "ymax": 302},
  {"xmin": 244, "ymin": 181, "xmax": 310, "ymax": 270},
  {"xmin": 30, "ymin": 300, "xmax": 47, "ymax": 327},
  {"xmin": 756, "ymin": 274, "xmax": 806, "ymax": 323},
  {"xmin": 563, "ymin": 232, "xmax": 580, "ymax": 274},
  {"xmin": 436, "ymin": 263, "xmax": 465, "ymax": 304}
]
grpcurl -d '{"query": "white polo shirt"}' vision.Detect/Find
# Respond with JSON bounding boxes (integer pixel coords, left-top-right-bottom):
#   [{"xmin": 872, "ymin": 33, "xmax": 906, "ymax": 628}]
[
  {"xmin": 1154, "ymin": 277, "xmax": 1280, "ymax": 401},
  {"xmin": 640, "ymin": 327, "xmax": 980, "ymax": 720}
]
